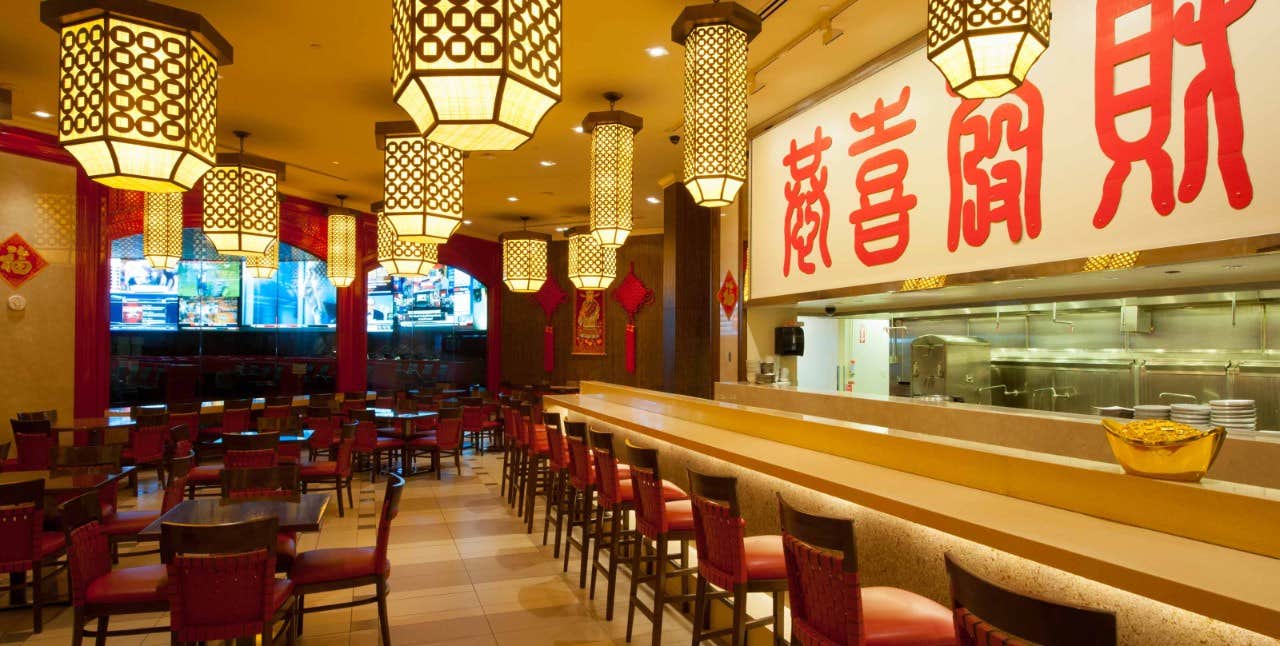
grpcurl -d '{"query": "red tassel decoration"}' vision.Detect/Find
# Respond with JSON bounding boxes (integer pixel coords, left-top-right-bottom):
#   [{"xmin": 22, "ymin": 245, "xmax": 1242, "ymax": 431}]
[
  {"xmin": 544, "ymin": 325, "xmax": 555, "ymax": 373},
  {"xmin": 625, "ymin": 324, "xmax": 637, "ymax": 374}
]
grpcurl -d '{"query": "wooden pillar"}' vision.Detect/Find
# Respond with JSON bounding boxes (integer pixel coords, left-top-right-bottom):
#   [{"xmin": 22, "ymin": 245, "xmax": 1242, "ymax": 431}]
[{"xmin": 662, "ymin": 183, "xmax": 718, "ymax": 398}]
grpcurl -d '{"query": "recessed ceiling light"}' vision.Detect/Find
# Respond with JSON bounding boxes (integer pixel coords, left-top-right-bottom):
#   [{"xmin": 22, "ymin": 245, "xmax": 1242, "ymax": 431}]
[
  {"xmin": 645, "ymin": 196, "xmax": 660, "ymax": 204},
  {"xmin": 539, "ymin": 160, "xmax": 556, "ymax": 167},
  {"xmin": 646, "ymin": 46, "xmax": 669, "ymax": 58},
  {"xmin": 31, "ymin": 110, "xmax": 52, "ymax": 119},
  {"xmin": 463, "ymin": 220, "xmax": 473, "ymax": 225},
  {"xmin": 330, "ymin": 161, "xmax": 339, "ymax": 165},
  {"xmin": 572, "ymin": 125, "xmax": 584, "ymax": 134},
  {"xmin": 555, "ymin": 226, "xmax": 569, "ymax": 232},
  {"xmin": 506, "ymin": 196, "xmax": 519, "ymax": 202}
]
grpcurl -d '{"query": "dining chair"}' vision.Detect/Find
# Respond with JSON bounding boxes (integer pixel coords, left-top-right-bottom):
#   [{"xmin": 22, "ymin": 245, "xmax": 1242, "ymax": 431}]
[
  {"xmin": 59, "ymin": 490, "xmax": 168, "ymax": 646},
  {"xmin": 257, "ymin": 416, "xmax": 303, "ymax": 464},
  {"xmin": 300, "ymin": 422, "xmax": 355, "ymax": 516},
  {"xmin": 122, "ymin": 421, "xmax": 167, "ymax": 492},
  {"xmin": 9, "ymin": 419, "xmax": 54, "ymax": 471},
  {"xmin": 623, "ymin": 441, "xmax": 697, "ymax": 645},
  {"xmin": 304, "ymin": 405, "xmax": 338, "ymax": 461},
  {"xmin": 52, "ymin": 445, "xmax": 124, "ymax": 520},
  {"xmin": 0, "ymin": 441, "xmax": 10, "ymax": 472},
  {"xmin": 204, "ymin": 398, "xmax": 252, "ymax": 442},
  {"xmin": 409, "ymin": 411, "xmax": 463, "ymax": 479},
  {"xmin": 101, "ymin": 452, "xmax": 194, "ymax": 561},
  {"xmin": 166, "ymin": 402, "xmax": 201, "ymax": 447},
  {"xmin": 0, "ymin": 479, "xmax": 67, "ymax": 633},
  {"xmin": 291, "ymin": 473, "xmax": 404, "ymax": 645},
  {"xmin": 186, "ymin": 432, "xmax": 280, "ymax": 499},
  {"xmin": 16, "ymin": 409, "xmax": 57, "ymax": 424},
  {"xmin": 946, "ymin": 553, "xmax": 1116, "ymax": 646},
  {"xmin": 541, "ymin": 413, "xmax": 571, "ymax": 557},
  {"xmin": 777, "ymin": 494, "xmax": 955, "ymax": 646},
  {"xmin": 161, "ymin": 516, "xmax": 297, "ymax": 645},
  {"xmin": 263, "ymin": 395, "xmax": 294, "ymax": 419},
  {"xmin": 222, "ymin": 464, "xmax": 303, "ymax": 572}
]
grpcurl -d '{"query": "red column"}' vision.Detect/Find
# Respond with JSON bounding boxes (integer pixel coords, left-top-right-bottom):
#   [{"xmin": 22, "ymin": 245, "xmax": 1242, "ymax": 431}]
[
  {"xmin": 336, "ymin": 217, "xmax": 370, "ymax": 393},
  {"xmin": 74, "ymin": 172, "xmax": 109, "ymax": 417}
]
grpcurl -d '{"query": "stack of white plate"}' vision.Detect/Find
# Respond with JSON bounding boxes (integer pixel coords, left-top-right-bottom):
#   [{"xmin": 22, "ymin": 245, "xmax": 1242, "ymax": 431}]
[
  {"xmin": 1210, "ymin": 399, "xmax": 1256, "ymax": 432},
  {"xmin": 1133, "ymin": 404, "xmax": 1171, "ymax": 420},
  {"xmin": 1170, "ymin": 403, "xmax": 1211, "ymax": 428}
]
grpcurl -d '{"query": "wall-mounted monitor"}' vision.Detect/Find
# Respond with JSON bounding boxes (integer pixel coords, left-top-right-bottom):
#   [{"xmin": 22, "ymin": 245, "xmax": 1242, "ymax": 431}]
[
  {"xmin": 243, "ymin": 260, "xmax": 337, "ymax": 328},
  {"xmin": 366, "ymin": 266, "xmax": 487, "ymax": 331},
  {"xmin": 109, "ymin": 259, "xmax": 179, "ymax": 331},
  {"xmin": 178, "ymin": 261, "xmax": 241, "ymax": 329}
]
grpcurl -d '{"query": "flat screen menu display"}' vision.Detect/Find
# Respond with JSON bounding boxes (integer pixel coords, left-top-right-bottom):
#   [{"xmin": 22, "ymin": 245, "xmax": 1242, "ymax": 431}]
[{"xmin": 109, "ymin": 259, "xmax": 179, "ymax": 331}]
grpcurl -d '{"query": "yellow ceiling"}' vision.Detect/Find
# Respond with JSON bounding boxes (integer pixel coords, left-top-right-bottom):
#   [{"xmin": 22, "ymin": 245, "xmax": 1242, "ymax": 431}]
[{"xmin": 0, "ymin": 0, "xmax": 923, "ymax": 240}]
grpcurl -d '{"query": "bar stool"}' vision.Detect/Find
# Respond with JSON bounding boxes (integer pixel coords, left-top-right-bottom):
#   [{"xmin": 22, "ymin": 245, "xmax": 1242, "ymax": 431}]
[
  {"xmin": 541, "ymin": 412, "xmax": 571, "ymax": 556},
  {"xmin": 562, "ymin": 422, "xmax": 596, "ymax": 588},
  {"xmin": 623, "ymin": 440, "xmax": 696, "ymax": 645},
  {"xmin": 499, "ymin": 404, "xmax": 521, "ymax": 502},
  {"xmin": 945, "ymin": 553, "xmax": 1115, "ymax": 646},
  {"xmin": 687, "ymin": 470, "xmax": 786, "ymax": 645},
  {"xmin": 521, "ymin": 405, "xmax": 553, "ymax": 532},
  {"xmin": 777, "ymin": 494, "xmax": 956, "ymax": 646}
]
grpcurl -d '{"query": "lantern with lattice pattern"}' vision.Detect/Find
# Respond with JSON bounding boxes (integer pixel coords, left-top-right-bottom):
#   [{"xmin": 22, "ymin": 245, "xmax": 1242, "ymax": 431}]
[
  {"xmin": 927, "ymin": 0, "xmax": 1050, "ymax": 99},
  {"xmin": 142, "ymin": 191, "xmax": 182, "ymax": 269},
  {"xmin": 377, "ymin": 121, "xmax": 465, "ymax": 244},
  {"xmin": 375, "ymin": 202, "xmax": 436, "ymax": 277},
  {"xmin": 245, "ymin": 239, "xmax": 278, "ymax": 280},
  {"xmin": 672, "ymin": 3, "xmax": 761, "ymax": 208},
  {"xmin": 584, "ymin": 96, "xmax": 641, "ymax": 248},
  {"xmin": 327, "ymin": 197, "xmax": 358, "ymax": 288},
  {"xmin": 41, "ymin": 0, "xmax": 232, "ymax": 192},
  {"xmin": 501, "ymin": 220, "xmax": 549, "ymax": 293},
  {"xmin": 391, "ymin": 0, "xmax": 562, "ymax": 151},
  {"xmin": 201, "ymin": 132, "xmax": 282, "ymax": 257},
  {"xmin": 566, "ymin": 226, "xmax": 616, "ymax": 291}
]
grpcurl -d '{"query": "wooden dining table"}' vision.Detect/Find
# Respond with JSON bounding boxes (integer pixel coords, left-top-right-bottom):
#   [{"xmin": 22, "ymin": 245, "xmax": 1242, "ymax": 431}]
[
  {"xmin": 137, "ymin": 492, "xmax": 331, "ymax": 540},
  {"xmin": 209, "ymin": 429, "xmax": 315, "ymax": 445},
  {"xmin": 370, "ymin": 408, "xmax": 438, "ymax": 477}
]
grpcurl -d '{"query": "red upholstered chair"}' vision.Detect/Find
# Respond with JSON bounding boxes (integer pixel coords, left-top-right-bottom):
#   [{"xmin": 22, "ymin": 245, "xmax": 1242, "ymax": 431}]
[
  {"xmin": 122, "ymin": 422, "xmax": 168, "ymax": 493},
  {"xmin": 373, "ymin": 391, "xmax": 395, "ymax": 409},
  {"xmin": 59, "ymin": 491, "xmax": 168, "ymax": 646},
  {"xmin": 777, "ymin": 495, "xmax": 956, "ymax": 646},
  {"xmin": 687, "ymin": 470, "xmax": 786, "ymax": 645},
  {"xmin": 102, "ymin": 452, "xmax": 194, "ymax": 560},
  {"xmin": 301, "ymin": 422, "xmax": 355, "ymax": 517},
  {"xmin": 0, "ymin": 479, "xmax": 67, "ymax": 633},
  {"xmin": 945, "ymin": 554, "xmax": 1115, "ymax": 646},
  {"xmin": 186, "ymin": 433, "xmax": 279, "ymax": 499},
  {"xmin": 304, "ymin": 406, "xmax": 337, "ymax": 462},
  {"xmin": 499, "ymin": 405, "xmax": 521, "ymax": 504},
  {"xmin": 292, "ymin": 473, "xmax": 404, "ymax": 645},
  {"xmin": 202, "ymin": 399, "xmax": 251, "ymax": 442},
  {"xmin": 161, "ymin": 516, "xmax": 297, "ymax": 645},
  {"xmin": 167, "ymin": 402, "xmax": 201, "ymax": 447},
  {"xmin": 257, "ymin": 417, "xmax": 303, "ymax": 464},
  {"xmin": 50, "ymin": 445, "xmax": 123, "ymax": 521},
  {"xmin": 518, "ymin": 405, "xmax": 554, "ymax": 532},
  {"xmin": 262, "ymin": 394, "xmax": 294, "ymax": 419},
  {"xmin": 409, "ymin": 413, "xmax": 463, "ymax": 479},
  {"xmin": 340, "ymin": 391, "xmax": 368, "ymax": 420},
  {"xmin": 623, "ymin": 440, "xmax": 697, "ymax": 645},
  {"xmin": 9, "ymin": 418, "xmax": 54, "ymax": 471},
  {"xmin": 461, "ymin": 404, "xmax": 495, "ymax": 455}
]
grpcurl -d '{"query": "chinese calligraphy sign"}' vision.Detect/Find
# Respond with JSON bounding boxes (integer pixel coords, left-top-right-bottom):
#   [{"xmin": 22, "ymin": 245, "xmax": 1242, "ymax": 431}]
[
  {"xmin": 782, "ymin": 127, "xmax": 833, "ymax": 276},
  {"xmin": 848, "ymin": 86, "xmax": 917, "ymax": 267},
  {"xmin": 0, "ymin": 234, "xmax": 47, "ymax": 289}
]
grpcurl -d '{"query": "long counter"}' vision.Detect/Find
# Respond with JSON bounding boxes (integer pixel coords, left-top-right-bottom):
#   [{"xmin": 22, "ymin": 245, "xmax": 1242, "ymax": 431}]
[{"xmin": 546, "ymin": 382, "xmax": 1280, "ymax": 643}]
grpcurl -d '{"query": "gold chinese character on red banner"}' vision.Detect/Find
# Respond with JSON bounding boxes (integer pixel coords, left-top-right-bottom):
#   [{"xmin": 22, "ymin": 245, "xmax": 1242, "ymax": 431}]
[{"xmin": 0, "ymin": 234, "xmax": 48, "ymax": 289}]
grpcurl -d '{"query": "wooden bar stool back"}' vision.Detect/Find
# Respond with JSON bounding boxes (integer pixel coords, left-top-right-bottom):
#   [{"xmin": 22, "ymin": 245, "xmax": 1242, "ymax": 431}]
[
  {"xmin": 623, "ymin": 440, "xmax": 696, "ymax": 645},
  {"xmin": 586, "ymin": 428, "xmax": 646, "ymax": 620},
  {"xmin": 541, "ymin": 412, "xmax": 570, "ymax": 557}
]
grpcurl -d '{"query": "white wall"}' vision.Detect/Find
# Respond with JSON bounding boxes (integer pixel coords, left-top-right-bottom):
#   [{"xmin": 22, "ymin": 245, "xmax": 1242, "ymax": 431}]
[
  {"xmin": 796, "ymin": 316, "xmax": 840, "ymax": 391},
  {"xmin": 844, "ymin": 318, "xmax": 891, "ymax": 395}
]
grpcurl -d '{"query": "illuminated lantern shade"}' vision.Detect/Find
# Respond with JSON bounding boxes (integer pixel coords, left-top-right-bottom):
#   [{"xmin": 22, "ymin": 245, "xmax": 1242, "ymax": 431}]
[
  {"xmin": 244, "ymin": 239, "xmax": 278, "ymax": 280},
  {"xmin": 201, "ymin": 131, "xmax": 283, "ymax": 256},
  {"xmin": 390, "ymin": 0, "xmax": 562, "ymax": 151},
  {"xmin": 672, "ymin": 2, "xmax": 761, "ymax": 208},
  {"xmin": 142, "ymin": 191, "xmax": 183, "ymax": 269},
  {"xmin": 501, "ymin": 218, "xmax": 549, "ymax": 293},
  {"xmin": 566, "ymin": 226, "xmax": 616, "ymax": 291},
  {"xmin": 41, "ymin": 0, "xmax": 232, "ymax": 192},
  {"xmin": 376, "ymin": 121, "xmax": 465, "ymax": 244},
  {"xmin": 583, "ymin": 94, "xmax": 642, "ymax": 248},
  {"xmin": 375, "ymin": 202, "xmax": 434, "ymax": 277},
  {"xmin": 327, "ymin": 196, "xmax": 358, "ymax": 288},
  {"xmin": 927, "ymin": 0, "xmax": 1050, "ymax": 99}
]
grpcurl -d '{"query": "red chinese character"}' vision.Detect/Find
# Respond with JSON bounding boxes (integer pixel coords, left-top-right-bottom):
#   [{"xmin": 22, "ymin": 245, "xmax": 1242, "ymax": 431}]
[
  {"xmin": 782, "ymin": 127, "xmax": 833, "ymax": 277},
  {"xmin": 848, "ymin": 86, "xmax": 917, "ymax": 266},
  {"xmin": 946, "ymin": 82, "xmax": 1045, "ymax": 251},
  {"xmin": 1093, "ymin": 0, "xmax": 1254, "ymax": 228}
]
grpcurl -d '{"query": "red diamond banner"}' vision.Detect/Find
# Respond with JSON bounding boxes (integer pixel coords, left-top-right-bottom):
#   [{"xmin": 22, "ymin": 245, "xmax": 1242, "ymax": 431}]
[{"xmin": 0, "ymin": 234, "xmax": 48, "ymax": 289}]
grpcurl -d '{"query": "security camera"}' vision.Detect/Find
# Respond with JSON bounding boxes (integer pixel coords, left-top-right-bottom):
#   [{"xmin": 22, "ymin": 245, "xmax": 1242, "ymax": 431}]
[
  {"xmin": 669, "ymin": 134, "xmax": 681, "ymax": 145},
  {"xmin": 824, "ymin": 305, "xmax": 837, "ymax": 317}
]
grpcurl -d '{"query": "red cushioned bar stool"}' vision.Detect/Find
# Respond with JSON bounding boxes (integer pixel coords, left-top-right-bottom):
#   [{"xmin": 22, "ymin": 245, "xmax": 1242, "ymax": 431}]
[
  {"xmin": 687, "ymin": 470, "xmax": 786, "ymax": 646},
  {"xmin": 499, "ymin": 404, "xmax": 521, "ymax": 502},
  {"xmin": 777, "ymin": 494, "xmax": 956, "ymax": 646},
  {"xmin": 562, "ymin": 421, "xmax": 599, "ymax": 588},
  {"xmin": 521, "ymin": 404, "xmax": 554, "ymax": 533},
  {"xmin": 945, "ymin": 553, "xmax": 1115, "ymax": 646},
  {"xmin": 161, "ymin": 516, "xmax": 297, "ymax": 645},
  {"xmin": 623, "ymin": 440, "xmax": 697, "ymax": 645},
  {"xmin": 541, "ymin": 412, "xmax": 571, "ymax": 557},
  {"xmin": 0, "ymin": 479, "xmax": 67, "ymax": 633},
  {"xmin": 59, "ymin": 490, "xmax": 169, "ymax": 646}
]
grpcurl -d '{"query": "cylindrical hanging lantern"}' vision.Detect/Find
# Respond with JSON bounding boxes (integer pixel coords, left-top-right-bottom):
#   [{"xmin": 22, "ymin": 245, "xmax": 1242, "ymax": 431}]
[
  {"xmin": 41, "ymin": 0, "xmax": 232, "ymax": 193},
  {"xmin": 327, "ymin": 196, "xmax": 358, "ymax": 288},
  {"xmin": 142, "ymin": 191, "xmax": 183, "ymax": 269},
  {"xmin": 375, "ymin": 201, "xmax": 433, "ymax": 277},
  {"xmin": 390, "ymin": 0, "xmax": 562, "ymax": 151},
  {"xmin": 244, "ymin": 239, "xmax": 278, "ymax": 280},
  {"xmin": 501, "ymin": 218, "xmax": 550, "ymax": 293},
  {"xmin": 566, "ymin": 226, "xmax": 616, "ymax": 291},
  {"xmin": 672, "ymin": 2, "xmax": 761, "ymax": 208},
  {"xmin": 201, "ymin": 131, "xmax": 283, "ymax": 256},
  {"xmin": 376, "ymin": 121, "xmax": 465, "ymax": 244},
  {"xmin": 583, "ymin": 93, "xmax": 642, "ymax": 249},
  {"xmin": 927, "ymin": 0, "xmax": 1050, "ymax": 99}
]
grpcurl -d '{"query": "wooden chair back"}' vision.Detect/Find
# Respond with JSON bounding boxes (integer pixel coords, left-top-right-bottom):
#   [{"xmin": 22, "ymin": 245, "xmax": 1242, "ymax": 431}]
[
  {"xmin": 52, "ymin": 445, "xmax": 122, "ymax": 471},
  {"xmin": 221, "ymin": 465, "xmax": 301, "ymax": 501},
  {"xmin": 222, "ymin": 432, "xmax": 280, "ymax": 452},
  {"xmin": 16, "ymin": 410, "xmax": 57, "ymax": 424}
]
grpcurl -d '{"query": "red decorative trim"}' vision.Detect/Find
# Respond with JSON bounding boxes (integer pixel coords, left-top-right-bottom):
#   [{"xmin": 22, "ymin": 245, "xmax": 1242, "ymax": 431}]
[
  {"xmin": 0, "ymin": 125, "xmax": 75, "ymax": 166},
  {"xmin": 74, "ymin": 171, "xmax": 109, "ymax": 418}
]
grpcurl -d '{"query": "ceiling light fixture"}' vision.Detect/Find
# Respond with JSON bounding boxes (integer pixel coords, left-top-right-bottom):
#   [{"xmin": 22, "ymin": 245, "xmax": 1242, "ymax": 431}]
[
  {"xmin": 463, "ymin": 219, "xmax": 473, "ymax": 225},
  {"xmin": 202, "ymin": 131, "xmax": 283, "ymax": 256},
  {"xmin": 32, "ymin": 110, "xmax": 53, "ymax": 119},
  {"xmin": 390, "ymin": 0, "xmax": 562, "ymax": 151},
  {"xmin": 539, "ymin": 160, "xmax": 557, "ymax": 167},
  {"xmin": 646, "ymin": 45, "xmax": 670, "ymax": 57},
  {"xmin": 142, "ymin": 191, "xmax": 183, "ymax": 269},
  {"xmin": 502, "ymin": 216, "xmax": 550, "ymax": 293},
  {"xmin": 327, "ymin": 194, "xmax": 357, "ymax": 288},
  {"xmin": 244, "ymin": 239, "xmax": 278, "ymax": 280},
  {"xmin": 584, "ymin": 92, "xmax": 641, "ymax": 249},
  {"xmin": 375, "ymin": 200, "xmax": 434, "ymax": 277},
  {"xmin": 566, "ymin": 225, "xmax": 616, "ymax": 291},
  {"xmin": 645, "ymin": 196, "xmax": 661, "ymax": 204},
  {"xmin": 672, "ymin": 2, "xmax": 762, "ymax": 208},
  {"xmin": 41, "ymin": 0, "xmax": 232, "ymax": 192},
  {"xmin": 377, "ymin": 121, "xmax": 465, "ymax": 244},
  {"xmin": 572, "ymin": 125, "xmax": 584, "ymax": 134},
  {"xmin": 507, "ymin": 196, "xmax": 519, "ymax": 202},
  {"xmin": 927, "ymin": 0, "xmax": 1050, "ymax": 99}
]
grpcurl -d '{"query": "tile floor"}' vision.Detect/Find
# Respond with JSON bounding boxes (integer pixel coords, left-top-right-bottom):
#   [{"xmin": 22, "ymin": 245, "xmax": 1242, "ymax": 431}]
[{"xmin": 0, "ymin": 451, "xmax": 699, "ymax": 645}]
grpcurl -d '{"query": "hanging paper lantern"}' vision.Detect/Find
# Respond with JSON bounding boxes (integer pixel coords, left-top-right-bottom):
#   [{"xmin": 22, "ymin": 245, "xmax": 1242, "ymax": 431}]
[
  {"xmin": 390, "ymin": 0, "xmax": 562, "ymax": 151},
  {"xmin": 376, "ymin": 121, "xmax": 465, "ymax": 244},
  {"xmin": 584, "ymin": 95, "xmax": 642, "ymax": 248},
  {"xmin": 375, "ymin": 202, "xmax": 435, "ymax": 277},
  {"xmin": 327, "ymin": 198, "xmax": 358, "ymax": 288},
  {"xmin": 201, "ymin": 131, "xmax": 282, "ymax": 256},
  {"xmin": 142, "ymin": 191, "xmax": 183, "ymax": 269},
  {"xmin": 41, "ymin": 0, "xmax": 232, "ymax": 192},
  {"xmin": 672, "ymin": 2, "xmax": 761, "ymax": 208},
  {"xmin": 566, "ymin": 226, "xmax": 616, "ymax": 291},
  {"xmin": 244, "ymin": 239, "xmax": 278, "ymax": 280},
  {"xmin": 501, "ymin": 226, "xmax": 550, "ymax": 293},
  {"xmin": 927, "ymin": 0, "xmax": 1050, "ymax": 99}
]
